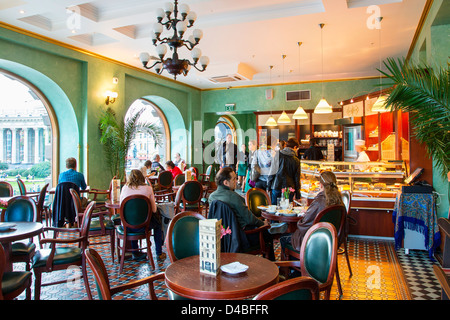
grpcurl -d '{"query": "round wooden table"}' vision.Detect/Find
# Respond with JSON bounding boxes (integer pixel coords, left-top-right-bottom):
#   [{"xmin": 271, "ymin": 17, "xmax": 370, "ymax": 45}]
[
  {"xmin": 0, "ymin": 221, "xmax": 43, "ymax": 272},
  {"xmin": 165, "ymin": 252, "xmax": 279, "ymax": 300},
  {"xmin": 261, "ymin": 211, "xmax": 304, "ymax": 233}
]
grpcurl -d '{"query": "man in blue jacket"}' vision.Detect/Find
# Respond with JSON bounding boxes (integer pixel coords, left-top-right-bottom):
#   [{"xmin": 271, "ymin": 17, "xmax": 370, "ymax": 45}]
[{"xmin": 58, "ymin": 157, "xmax": 87, "ymax": 190}]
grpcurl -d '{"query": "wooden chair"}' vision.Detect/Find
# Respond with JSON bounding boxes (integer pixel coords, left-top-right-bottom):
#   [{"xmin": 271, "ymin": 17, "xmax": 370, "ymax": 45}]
[
  {"xmin": 165, "ymin": 211, "xmax": 205, "ymax": 262},
  {"xmin": 207, "ymin": 200, "xmax": 270, "ymax": 257},
  {"xmin": 173, "ymin": 180, "xmax": 204, "ymax": 215},
  {"xmin": 0, "ymin": 243, "xmax": 32, "ymax": 300},
  {"xmin": 85, "ymin": 248, "xmax": 165, "ymax": 300},
  {"xmin": 32, "ymin": 201, "xmax": 95, "ymax": 300},
  {"xmin": 36, "ymin": 183, "xmax": 50, "ymax": 227},
  {"xmin": 276, "ymin": 222, "xmax": 338, "ymax": 300},
  {"xmin": 0, "ymin": 181, "xmax": 13, "ymax": 197},
  {"xmin": 1, "ymin": 196, "xmax": 37, "ymax": 271},
  {"xmin": 70, "ymin": 188, "xmax": 115, "ymax": 262},
  {"xmin": 340, "ymin": 191, "xmax": 353, "ymax": 278},
  {"xmin": 154, "ymin": 171, "xmax": 175, "ymax": 202},
  {"xmin": 253, "ymin": 276, "xmax": 320, "ymax": 300},
  {"xmin": 245, "ymin": 187, "xmax": 271, "ymax": 218},
  {"xmin": 187, "ymin": 166, "xmax": 199, "ymax": 180},
  {"xmin": 16, "ymin": 178, "xmax": 40, "ymax": 200},
  {"xmin": 281, "ymin": 205, "xmax": 345, "ymax": 298},
  {"xmin": 116, "ymin": 195, "xmax": 155, "ymax": 273},
  {"xmin": 173, "ymin": 173, "xmax": 185, "ymax": 186},
  {"xmin": 0, "ymin": 196, "xmax": 36, "ymax": 299},
  {"xmin": 199, "ymin": 165, "xmax": 212, "ymax": 185}
]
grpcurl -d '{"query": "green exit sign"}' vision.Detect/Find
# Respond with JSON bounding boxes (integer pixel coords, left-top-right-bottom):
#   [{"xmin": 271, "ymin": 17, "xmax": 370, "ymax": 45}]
[{"xmin": 225, "ymin": 104, "xmax": 235, "ymax": 111}]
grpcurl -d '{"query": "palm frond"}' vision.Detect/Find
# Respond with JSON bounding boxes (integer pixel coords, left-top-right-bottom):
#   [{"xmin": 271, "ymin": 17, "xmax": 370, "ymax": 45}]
[{"xmin": 379, "ymin": 57, "xmax": 450, "ymax": 179}]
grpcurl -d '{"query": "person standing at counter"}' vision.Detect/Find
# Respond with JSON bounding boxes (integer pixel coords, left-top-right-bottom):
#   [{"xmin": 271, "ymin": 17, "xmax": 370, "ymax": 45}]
[
  {"xmin": 355, "ymin": 139, "xmax": 370, "ymax": 171},
  {"xmin": 267, "ymin": 138, "xmax": 301, "ymax": 204},
  {"xmin": 303, "ymin": 138, "xmax": 324, "ymax": 160}
]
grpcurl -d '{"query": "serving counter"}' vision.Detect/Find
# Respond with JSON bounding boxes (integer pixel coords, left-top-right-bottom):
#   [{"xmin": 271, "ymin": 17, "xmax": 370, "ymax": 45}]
[{"xmin": 300, "ymin": 160, "xmax": 406, "ymax": 237}]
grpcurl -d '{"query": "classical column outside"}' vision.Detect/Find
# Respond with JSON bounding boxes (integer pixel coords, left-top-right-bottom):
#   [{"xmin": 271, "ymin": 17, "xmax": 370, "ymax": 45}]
[
  {"xmin": 11, "ymin": 128, "xmax": 17, "ymax": 164},
  {"xmin": 34, "ymin": 128, "xmax": 39, "ymax": 163},
  {"xmin": 23, "ymin": 128, "xmax": 29, "ymax": 164},
  {"xmin": 0, "ymin": 129, "xmax": 3, "ymax": 163}
]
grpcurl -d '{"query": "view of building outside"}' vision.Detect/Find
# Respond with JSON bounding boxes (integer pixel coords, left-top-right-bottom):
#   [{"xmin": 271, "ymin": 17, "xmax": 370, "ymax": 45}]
[
  {"xmin": 0, "ymin": 73, "xmax": 52, "ymax": 195},
  {"xmin": 125, "ymin": 99, "xmax": 167, "ymax": 174}
]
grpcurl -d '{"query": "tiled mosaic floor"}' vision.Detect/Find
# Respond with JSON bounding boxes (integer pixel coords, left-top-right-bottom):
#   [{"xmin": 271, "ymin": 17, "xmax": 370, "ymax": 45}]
[{"xmin": 13, "ymin": 233, "xmax": 442, "ymax": 300}]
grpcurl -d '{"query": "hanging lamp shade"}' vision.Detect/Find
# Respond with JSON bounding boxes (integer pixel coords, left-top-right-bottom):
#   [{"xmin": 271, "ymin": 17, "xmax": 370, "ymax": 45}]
[
  {"xmin": 372, "ymin": 95, "xmax": 388, "ymax": 113},
  {"xmin": 277, "ymin": 111, "xmax": 291, "ymax": 124},
  {"xmin": 265, "ymin": 115, "xmax": 277, "ymax": 126},
  {"xmin": 293, "ymin": 106, "xmax": 308, "ymax": 119},
  {"xmin": 314, "ymin": 98, "xmax": 333, "ymax": 114}
]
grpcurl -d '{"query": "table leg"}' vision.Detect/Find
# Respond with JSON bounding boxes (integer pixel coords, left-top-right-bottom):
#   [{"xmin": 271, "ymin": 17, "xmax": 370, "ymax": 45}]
[{"xmin": 1, "ymin": 242, "xmax": 13, "ymax": 272}]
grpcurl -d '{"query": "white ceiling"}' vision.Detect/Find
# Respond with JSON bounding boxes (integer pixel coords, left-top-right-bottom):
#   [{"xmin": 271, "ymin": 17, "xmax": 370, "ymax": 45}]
[{"xmin": 0, "ymin": 0, "xmax": 427, "ymax": 89}]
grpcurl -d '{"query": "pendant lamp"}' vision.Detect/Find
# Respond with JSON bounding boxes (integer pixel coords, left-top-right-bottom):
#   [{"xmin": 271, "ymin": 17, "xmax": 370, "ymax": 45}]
[
  {"xmin": 277, "ymin": 55, "xmax": 291, "ymax": 124},
  {"xmin": 293, "ymin": 42, "xmax": 308, "ymax": 120},
  {"xmin": 277, "ymin": 111, "xmax": 291, "ymax": 124},
  {"xmin": 372, "ymin": 17, "xmax": 388, "ymax": 113},
  {"xmin": 314, "ymin": 23, "xmax": 332, "ymax": 114},
  {"xmin": 265, "ymin": 65, "xmax": 278, "ymax": 126}
]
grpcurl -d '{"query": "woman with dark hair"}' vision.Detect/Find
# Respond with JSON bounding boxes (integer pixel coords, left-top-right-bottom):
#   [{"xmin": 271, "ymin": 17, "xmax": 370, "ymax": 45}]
[
  {"xmin": 165, "ymin": 160, "xmax": 183, "ymax": 179},
  {"xmin": 119, "ymin": 169, "xmax": 165, "ymax": 260},
  {"xmin": 280, "ymin": 170, "xmax": 343, "ymax": 251}
]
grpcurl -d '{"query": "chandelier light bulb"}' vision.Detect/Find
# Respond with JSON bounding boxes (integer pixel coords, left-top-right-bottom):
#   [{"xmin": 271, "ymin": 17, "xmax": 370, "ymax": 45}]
[
  {"xmin": 187, "ymin": 11, "xmax": 197, "ymax": 24},
  {"xmin": 176, "ymin": 20, "xmax": 187, "ymax": 36},
  {"xmin": 199, "ymin": 56, "xmax": 210, "ymax": 68},
  {"xmin": 155, "ymin": 8, "xmax": 165, "ymax": 20},
  {"xmin": 153, "ymin": 23, "xmax": 163, "ymax": 36},
  {"xmin": 163, "ymin": 2, "xmax": 174, "ymax": 14},
  {"xmin": 178, "ymin": 3, "xmax": 190, "ymax": 15},
  {"xmin": 193, "ymin": 29, "xmax": 203, "ymax": 42},
  {"xmin": 139, "ymin": 52, "xmax": 150, "ymax": 65},
  {"xmin": 156, "ymin": 44, "xmax": 167, "ymax": 59},
  {"xmin": 191, "ymin": 47, "xmax": 202, "ymax": 60}
]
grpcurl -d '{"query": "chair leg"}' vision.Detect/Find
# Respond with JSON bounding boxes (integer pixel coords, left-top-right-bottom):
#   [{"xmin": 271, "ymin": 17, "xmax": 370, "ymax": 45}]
[
  {"xmin": 82, "ymin": 259, "xmax": 93, "ymax": 300},
  {"xmin": 34, "ymin": 270, "xmax": 42, "ymax": 300},
  {"xmin": 343, "ymin": 237, "xmax": 353, "ymax": 277},
  {"xmin": 110, "ymin": 232, "xmax": 115, "ymax": 263},
  {"xmin": 146, "ymin": 237, "xmax": 155, "ymax": 269},
  {"xmin": 118, "ymin": 238, "xmax": 126, "ymax": 273},
  {"xmin": 335, "ymin": 262, "xmax": 343, "ymax": 299}
]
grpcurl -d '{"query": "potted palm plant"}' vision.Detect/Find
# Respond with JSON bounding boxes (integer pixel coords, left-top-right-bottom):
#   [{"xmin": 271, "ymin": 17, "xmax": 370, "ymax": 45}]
[
  {"xmin": 379, "ymin": 57, "xmax": 449, "ymax": 209},
  {"xmin": 98, "ymin": 107, "xmax": 163, "ymax": 181}
]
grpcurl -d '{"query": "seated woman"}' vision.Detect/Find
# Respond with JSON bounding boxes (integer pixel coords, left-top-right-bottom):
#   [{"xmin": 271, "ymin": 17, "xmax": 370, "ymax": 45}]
[
  {"xmin": 165, "ymin": 160, "xmax": 183, "ymax": 179},
  {"xmin": 280, "ymin": 170, "xmax": 343, "ymax": 252},
  {"xmin": 119, "ymin": 169, "xmax": 165, "ymax": 260}
]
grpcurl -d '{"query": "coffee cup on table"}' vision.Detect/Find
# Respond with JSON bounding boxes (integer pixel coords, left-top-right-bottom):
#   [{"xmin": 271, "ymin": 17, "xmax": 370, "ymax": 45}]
[{"xmin": 267, "ymin": 205, "xmax": 277, "ymax": 213}]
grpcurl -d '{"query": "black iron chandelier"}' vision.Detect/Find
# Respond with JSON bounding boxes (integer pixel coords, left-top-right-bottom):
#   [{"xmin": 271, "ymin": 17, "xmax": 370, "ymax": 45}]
[{"xmin": 139, "ymin": 0, "xmax": 209, "ymax": 79}]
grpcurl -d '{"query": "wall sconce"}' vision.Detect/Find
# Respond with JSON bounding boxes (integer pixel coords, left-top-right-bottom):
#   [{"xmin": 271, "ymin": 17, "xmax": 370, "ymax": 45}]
[{"xmin": 105, "ymin": 90, "xmax": 118, "ymax": 105}]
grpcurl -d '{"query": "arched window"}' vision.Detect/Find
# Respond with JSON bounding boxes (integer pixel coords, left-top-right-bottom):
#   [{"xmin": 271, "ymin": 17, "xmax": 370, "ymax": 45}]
[
  {"xmin": 125, "ymin": 99, "xmax": 170, "ymax": 173},
  {"xmin": 0, "ymin": 72, "xmax": 53, "ymax": 193},
  {"xmin": 214, "ymin": 116, "xmax": 236, "ymax": 145}
]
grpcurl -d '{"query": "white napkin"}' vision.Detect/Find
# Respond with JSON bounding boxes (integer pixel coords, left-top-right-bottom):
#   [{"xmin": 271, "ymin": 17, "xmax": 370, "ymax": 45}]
[{"xmin": 220, "ymin": 262, "xmax": 249, "ymax": 274}]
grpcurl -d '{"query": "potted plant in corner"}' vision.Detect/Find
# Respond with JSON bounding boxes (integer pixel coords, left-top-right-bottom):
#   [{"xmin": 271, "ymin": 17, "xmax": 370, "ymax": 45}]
[{"xmin": 98, "ymin": 107, "xmax": 163, "ymax": 182}]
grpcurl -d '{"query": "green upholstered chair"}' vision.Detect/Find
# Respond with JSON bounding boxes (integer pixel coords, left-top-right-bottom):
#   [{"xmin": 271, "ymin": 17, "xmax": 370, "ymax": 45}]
[
  {"xmin": 174, "ymin": 173, "xmax": 185, "ymax": 186},
  {"xmin": 116, "ymin": 195, "xmax": 154, "ymax": 273},
  {"xmin": 85, "ymin": 248, "xmax": 165, "ymax": 300},
  {"xmin": 199, "ymin": 165, "xmax": 212, "ymax": 185},
  {"xmin": 253, "ymin": 276, "xmax": 320, "ymax": 300},
  {"xmin": 154, "ymin": 171, "xmax": 175, "ymax": 202},
  {"xmin": 245, "ymin": 187, "xmax": 271, "ymax": 218},
  {"xmin": 70, "ymin": 188, "xmax": 115, "ymax": 262},
  {"xmin": 174, "ymin": 180, "xmax": 204, "ymax": 215},
  {"xmin": 0, "ymin": 243, "xmax": 32, "ymax": 300},
  {"xmin": 1, "ymin": 195, "xmax": 37, "ymax": 298},
  {"xmin": 36, "ymin": 183, "xmax": 49, "ymax": 227},
  {"xmin": 165, "ymin": 211, "xmax": 205, "ymax": 262},
  {"xmin": 277, "ymin": 222, "xmax": 338, "ymax": 300},
  {"xmin": 32, "ymin": 201, "xmax": 95, "ymax": 300},
  {"xmin": 16, "ymin": 179, "xmax": 39, "ymax": 200},
  {"xmin": 340, "ymin": 191, "xmax": 353, "ymax": 278},
  {"xmin": 0, "ymin": 181, "xmax": 13, "ymax": 197},
  {"xmin": 165, "ymin": 211, "xmax": 205, "ymax": 300}
]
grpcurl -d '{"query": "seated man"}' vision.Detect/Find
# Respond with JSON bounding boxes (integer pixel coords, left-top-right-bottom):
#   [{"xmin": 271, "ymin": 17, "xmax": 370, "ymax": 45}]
[
  {"xmin": 151, "ymin": 154, "xmax": 165, "ymax": 172},
  {"xmin": 208, "ymin": 167, "xmax": 275, "ymax": 260},
  {"xmin": 58, "ymin": 157, "xmax": 87, "ymax": 190}
]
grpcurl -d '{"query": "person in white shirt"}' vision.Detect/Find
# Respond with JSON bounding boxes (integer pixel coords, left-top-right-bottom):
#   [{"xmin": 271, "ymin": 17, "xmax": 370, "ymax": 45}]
[{"xmin": 355, "ymin": 139, "xmax": 370, "ymax": 171}]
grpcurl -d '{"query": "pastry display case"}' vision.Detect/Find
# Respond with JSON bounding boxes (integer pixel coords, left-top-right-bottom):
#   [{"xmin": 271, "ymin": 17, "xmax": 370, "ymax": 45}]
[{"xmin": 300, "ymin": 159, "xmax": 407, "ymax": 237}]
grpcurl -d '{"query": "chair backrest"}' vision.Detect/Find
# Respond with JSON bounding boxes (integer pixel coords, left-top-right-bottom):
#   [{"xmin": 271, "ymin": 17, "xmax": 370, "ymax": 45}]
[
  {"xmin": 180, "ymin": 180, "xmax": 203, "ymax": 203},
  {"xmin": 0, "ymin": 243, "xmax": 6, "ymax": 299},
  {"xmin": 52, "ymin": 182, "xmax": 80, "ymax": 228},
  {"xmin": 188, "ymin": 167, "xmax": 199, "ymax": 179},
  {"xmin": 69, "ymin": 188, "xmax": 83, "ymax": 226},
  {"xmin": 205, "ymin": 165, "xmax": 212, "ymax": 176},
  {"xmin": 79, "ymin": 201, "xmax": 96, "ymax": 244},
  {"xmin": 341, "ymin": 190, "xmax": 351, "ymax": 215},
  {"xmin": 174, "ymin": 174, "xmax": 185, "ymax": 186},
  {"xmin": 85, "ymin": 248, "xmax": 112, "ymax": 300},
  {"xmin": 253, "ymin": 276, "xmax": 320, "ymax": 300},
  {"xmin": 300, "ymin": 222, "xmax": 338, "ymax": 287},
  {"xmin": 1, "ymin": 196, "xmax": 37, "ymax": 222},
  {"xmin": 313, "ymin": 204, "xmax": 346, "ymax": 239},
  {"xmin": 16, "ymin": 179, "xmax": 26, "ymax": 196},
  {"xmin": 158, "ymin": 171, "xmax": 173, "ymax": 188},
  {"xmin": 119, "ymin": 195, "xmax": 152, "ymax": 230},
  {"xmin": 0, "ymin": 181, "xmax": 13, "ymax": 197},
  {"xmin": 245, "ymin": 187, "xmax": 270, "ymax": 217},
  {"xmin": 36, "ymin": 183, "xmax": 49, "ymax": 217},
  {"xmin": 165, "ymin": 211, "xmax": 205, "ymax": 262}
]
